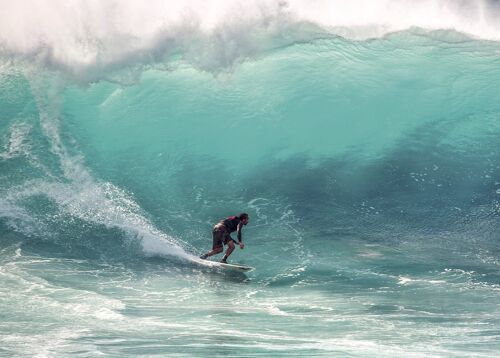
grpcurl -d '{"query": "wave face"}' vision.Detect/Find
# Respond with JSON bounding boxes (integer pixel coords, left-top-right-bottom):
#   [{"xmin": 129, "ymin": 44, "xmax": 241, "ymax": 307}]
[{"xmin": 1, "ymin": 2, "xmax": 500, "ymax": 356}]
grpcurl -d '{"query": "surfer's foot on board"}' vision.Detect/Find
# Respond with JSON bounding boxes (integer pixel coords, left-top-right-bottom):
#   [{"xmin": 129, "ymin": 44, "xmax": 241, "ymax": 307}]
[
  {"xmin": 221, "ymin": 258, "xmax": 228, "ymax": 264},
  {"xmin": 199, "ymin": 253, "xmax": 209, "ymax": 260}
]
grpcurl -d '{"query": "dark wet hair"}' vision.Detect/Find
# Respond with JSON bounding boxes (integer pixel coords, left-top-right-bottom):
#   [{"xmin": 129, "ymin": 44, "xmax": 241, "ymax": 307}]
[{"xmin": 239, "ymin": 213, "xmax": 249, "ymax": 220}]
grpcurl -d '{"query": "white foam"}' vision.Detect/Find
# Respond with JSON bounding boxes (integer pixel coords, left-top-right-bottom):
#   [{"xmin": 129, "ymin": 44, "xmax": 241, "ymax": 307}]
[
  {"xmin": 398, "ymin": 276, "xmax": 413, "ymax": 285},
  {"xmin": 0, "ymin": 122, "xmax": 32, "ymax": 160},
  {"xmin": 0, "ymin": 198, "xmax": 41, "ymax": 237},
  {"xmin": 1, "ymin": 77, "xmax": 194, "ymax": 261},
  {"xmin": 398, "ymin": 275, "xmax": 447, "ymax": 286},
  {"xmin": 5, "ymin": 176, "xmax": 193, "ymax": 260},
  {"xmin": 1, "ymin": 0, "xmax": 499, "ymax": 76}
]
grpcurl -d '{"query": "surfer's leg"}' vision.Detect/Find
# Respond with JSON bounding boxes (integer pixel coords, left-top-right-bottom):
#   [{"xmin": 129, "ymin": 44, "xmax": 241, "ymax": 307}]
[
  {"xmin": 200, "ymin": 229, "xmax": 224, "ymax": 259},
  {"xmin": 221, "ymin": 240, "xmax": 235, "ymax": 263}
]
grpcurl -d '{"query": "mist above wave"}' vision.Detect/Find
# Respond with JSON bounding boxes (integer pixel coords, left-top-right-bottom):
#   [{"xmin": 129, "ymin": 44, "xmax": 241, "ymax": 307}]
[{"xmin": 1, "ymin": 0, "xmax": 500, "ymax": 78}]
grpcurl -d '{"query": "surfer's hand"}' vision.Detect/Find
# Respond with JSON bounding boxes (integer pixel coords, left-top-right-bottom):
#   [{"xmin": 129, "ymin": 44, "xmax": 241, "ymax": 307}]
[{"xmin": 239, "ymin": 243, "xmax": 245, "ymax": 249}]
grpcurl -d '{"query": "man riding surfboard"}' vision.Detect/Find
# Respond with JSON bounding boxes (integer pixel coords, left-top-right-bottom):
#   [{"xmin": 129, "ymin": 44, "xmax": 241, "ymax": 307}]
[{"xmin": 199, "ymin": 213, "xmax": 249, "ymax": 263}]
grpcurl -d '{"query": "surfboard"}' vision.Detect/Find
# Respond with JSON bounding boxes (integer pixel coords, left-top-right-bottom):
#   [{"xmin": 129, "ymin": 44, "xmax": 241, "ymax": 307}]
[
  {"xmin": 217, "ymin": 262, "xmax": 254, "ymax": 272},
  {"xmin": 196, "ymin": 258, "xmax": 254, "ymax": 272}
]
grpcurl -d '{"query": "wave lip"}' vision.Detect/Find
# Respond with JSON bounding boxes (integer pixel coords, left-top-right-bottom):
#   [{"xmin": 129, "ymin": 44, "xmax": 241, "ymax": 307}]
[{"xmin": 1, "ymin": 0, "xmax": 500, "ymax": 76}]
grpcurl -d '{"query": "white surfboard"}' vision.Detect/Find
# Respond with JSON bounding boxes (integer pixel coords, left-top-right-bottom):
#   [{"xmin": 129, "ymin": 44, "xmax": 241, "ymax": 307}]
[
  {"xmin": 217, "ymin": 261, "xmax": 254, "ymax": 272},
  {"xmin": 195, "ymin": 258, "xmax": 254, "ymax": 272}
]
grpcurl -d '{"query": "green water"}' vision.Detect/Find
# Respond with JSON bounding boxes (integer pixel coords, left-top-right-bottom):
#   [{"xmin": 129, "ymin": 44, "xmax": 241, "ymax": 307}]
[{"xmin": 1, "ymin": 27, "xmax": 499, "ymax": 357}]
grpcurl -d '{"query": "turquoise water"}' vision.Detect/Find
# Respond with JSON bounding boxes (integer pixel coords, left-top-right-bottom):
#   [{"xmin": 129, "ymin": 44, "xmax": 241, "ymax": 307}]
[{"xmin": 1, "ymin": 2, "xmax": 500, "ymax": 356}]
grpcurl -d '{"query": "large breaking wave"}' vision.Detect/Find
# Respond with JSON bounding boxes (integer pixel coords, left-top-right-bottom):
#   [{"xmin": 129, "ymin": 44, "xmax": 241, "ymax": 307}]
[{"xmin": 1, "ymin": 0, "xmax": 499, "ymax": 265}]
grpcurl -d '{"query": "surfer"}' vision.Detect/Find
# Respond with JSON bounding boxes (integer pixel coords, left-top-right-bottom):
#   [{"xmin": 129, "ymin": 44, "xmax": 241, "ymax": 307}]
[{"xmin": 199, "ymin": 213, "xmax": 249, "ymax": 263}]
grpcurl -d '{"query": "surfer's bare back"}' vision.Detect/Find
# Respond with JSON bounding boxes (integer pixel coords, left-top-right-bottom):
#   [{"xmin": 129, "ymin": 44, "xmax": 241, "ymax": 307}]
[{"xmin": 200, "ymin": 213, "xmax": 249, "ymax": 263}]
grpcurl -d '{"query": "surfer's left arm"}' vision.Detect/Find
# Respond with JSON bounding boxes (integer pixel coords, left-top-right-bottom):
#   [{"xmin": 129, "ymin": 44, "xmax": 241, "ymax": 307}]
[{"xmin": 237, "ymin": 222, "xmax": 245, "ymax": 249}]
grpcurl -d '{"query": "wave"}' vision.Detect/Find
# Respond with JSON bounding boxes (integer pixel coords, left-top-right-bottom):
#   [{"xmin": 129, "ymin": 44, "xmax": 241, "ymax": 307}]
[
  {"xmin": 1, "ymin": 1, "xmax": 500, "ymax": 78},
  {"xmin": 0, "ymin": 75, "xmax": 194, "ymax": 262},
  {"xmin": 0, "ymin": 16, "xmax": 499, "ymax": 266}
]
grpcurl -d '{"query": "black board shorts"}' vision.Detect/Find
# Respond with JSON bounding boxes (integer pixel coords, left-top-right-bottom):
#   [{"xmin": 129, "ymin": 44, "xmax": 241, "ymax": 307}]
[{"xmin": 212, "ymin": 225, "xmax": 231, "ymax": 249}]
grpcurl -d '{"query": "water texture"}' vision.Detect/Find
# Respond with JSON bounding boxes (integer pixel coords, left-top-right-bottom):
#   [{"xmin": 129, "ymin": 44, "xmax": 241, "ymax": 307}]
[{"xmin": 1, "ymin": 1, "xmax": 499, "ymax": 356}]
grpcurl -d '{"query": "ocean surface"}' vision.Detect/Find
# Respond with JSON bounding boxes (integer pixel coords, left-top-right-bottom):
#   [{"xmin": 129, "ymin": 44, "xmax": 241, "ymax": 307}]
[{"xmin": 1, "ymin": 1, "xmax": 499, "ymax": 356}]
